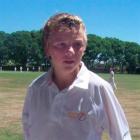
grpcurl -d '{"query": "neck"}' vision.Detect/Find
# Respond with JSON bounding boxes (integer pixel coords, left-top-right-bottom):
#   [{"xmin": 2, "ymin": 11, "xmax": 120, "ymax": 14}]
[{"xmin": 52, "ymin": 65, "xmax": 81, "ymax": 90}]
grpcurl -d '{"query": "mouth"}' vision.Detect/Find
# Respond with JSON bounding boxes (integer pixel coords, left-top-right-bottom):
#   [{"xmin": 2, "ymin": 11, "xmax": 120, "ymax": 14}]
[{"xmin": 63, "ymin": 60, "xmax": 75, "ymax": 64}]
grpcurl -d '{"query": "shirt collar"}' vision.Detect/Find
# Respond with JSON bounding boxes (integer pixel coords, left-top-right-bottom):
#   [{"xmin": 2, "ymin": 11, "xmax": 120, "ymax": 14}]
[
  {"xmin": 69, "ymin": 61, "xmax": 90, "ymax": 90},
  {"xmin": 46, "ymin": 61, "xmax": 90, "ymax": 90}
]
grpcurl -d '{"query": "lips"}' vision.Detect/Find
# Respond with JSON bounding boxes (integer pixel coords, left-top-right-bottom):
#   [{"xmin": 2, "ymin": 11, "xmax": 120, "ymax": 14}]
[{"xmin": 63, "ymin": 60, "xmax": 75, "ymax": 64}]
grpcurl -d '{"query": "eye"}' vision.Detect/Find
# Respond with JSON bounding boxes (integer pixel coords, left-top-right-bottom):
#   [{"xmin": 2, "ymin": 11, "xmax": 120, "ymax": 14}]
[
  {"xmin": 73, "ymin": 41, "xmax": 84, "ymax": 49},
  {"xmin": 53, "ymin": 42, "xmax": 67, "ymax": 49}
]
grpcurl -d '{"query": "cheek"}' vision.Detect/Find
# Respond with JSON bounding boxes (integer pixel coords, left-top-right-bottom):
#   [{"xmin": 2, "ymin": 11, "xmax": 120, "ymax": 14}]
[
  {"xmin": 50, "ymin": 49, "xmax": 63, "ymax": 60},
  {"xmin": 78, "ymin": 47, "xmax": 85, "ymax": 56}
]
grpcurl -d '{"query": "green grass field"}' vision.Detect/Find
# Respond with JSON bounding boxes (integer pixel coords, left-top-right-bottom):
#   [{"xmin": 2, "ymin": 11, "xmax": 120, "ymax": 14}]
[{"xmin": 0, "ymin": 71, "xmax": 140, "ymax": 140}]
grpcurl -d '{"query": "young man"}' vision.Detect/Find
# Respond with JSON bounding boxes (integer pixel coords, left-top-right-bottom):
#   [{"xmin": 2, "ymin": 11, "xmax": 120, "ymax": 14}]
[
  {"xmin": 108, "ymin": 67, "xmax": 117, "ymax": 91},
  {"xmin": 22, "ymin": 13, "xmax": 131, "ymax": 140}
]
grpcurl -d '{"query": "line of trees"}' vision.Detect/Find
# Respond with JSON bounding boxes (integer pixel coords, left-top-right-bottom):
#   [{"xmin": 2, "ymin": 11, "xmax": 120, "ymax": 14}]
[{"xmin": 0, "ymin": 31, "xmax": 140, "ymax": 73}]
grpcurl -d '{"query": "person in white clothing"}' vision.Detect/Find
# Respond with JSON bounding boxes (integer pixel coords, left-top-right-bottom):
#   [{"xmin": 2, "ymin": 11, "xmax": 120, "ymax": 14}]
[
  {"xmin": 108, "ymin": 67, "xmax": 117, "ymax": 91},
  {"xmin": 22, "ymin": 12, "xmax": 132, "ymax": 140}
]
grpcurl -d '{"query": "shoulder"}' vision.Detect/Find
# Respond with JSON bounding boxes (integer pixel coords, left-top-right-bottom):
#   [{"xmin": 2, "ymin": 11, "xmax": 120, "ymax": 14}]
[
  {"xmin": 28, "ymin": 72, "xmax": 50, "ymax": 89},
  {"xmin": 87, "ymin": 70, "xmax": 113, "ymax": 94},
  {"xmin": 88, "ymin": 71, "xmax": 109, "ymax": 87},
  {"xmin": 26, "ymin": 72, "xmax": 51, "ymax": 99},
  {"xmin": 85, "ymin": 71, "xmax": 115, "ymax": 109}
]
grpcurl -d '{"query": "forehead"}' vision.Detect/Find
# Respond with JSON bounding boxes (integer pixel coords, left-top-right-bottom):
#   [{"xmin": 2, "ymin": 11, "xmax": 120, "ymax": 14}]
[{"xmin": 48, "ymin": 25, "xmax": 86, "ymax": 42}]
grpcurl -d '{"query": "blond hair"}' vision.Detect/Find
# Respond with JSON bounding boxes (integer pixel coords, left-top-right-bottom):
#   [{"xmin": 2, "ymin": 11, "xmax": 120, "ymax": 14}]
[{"xmin": 43, "ymin": 13, "xmax": 87, "ymax": 47}]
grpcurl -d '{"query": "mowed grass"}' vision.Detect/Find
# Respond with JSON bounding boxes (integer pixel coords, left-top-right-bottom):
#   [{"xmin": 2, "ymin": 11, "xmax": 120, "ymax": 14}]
[
  {"xmin": 0, "ymin": 71, "xmax": 42, "ymax": 140},
  {"xmin": 0, "ymin": 71, "xmax": 140, "ymax": 140}
]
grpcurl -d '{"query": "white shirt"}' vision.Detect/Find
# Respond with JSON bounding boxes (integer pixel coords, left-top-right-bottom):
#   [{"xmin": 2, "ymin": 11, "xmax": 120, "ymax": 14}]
[{"xmin": 22, "ymin": 62, "xmax": 131, "ymax": 140}]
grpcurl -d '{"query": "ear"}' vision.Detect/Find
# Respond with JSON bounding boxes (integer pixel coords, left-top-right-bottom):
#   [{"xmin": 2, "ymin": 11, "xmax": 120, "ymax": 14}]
[
  {"xmin": 82, "ymin": 51, "xmax": 85, "ymax": 57},
  {"xmin": 83, "ymin": 46, "xmax": 86, "ymax": 53},
  {"xmin": 81, "ymin": 46, "xmax": 86, "ymax": 57}
]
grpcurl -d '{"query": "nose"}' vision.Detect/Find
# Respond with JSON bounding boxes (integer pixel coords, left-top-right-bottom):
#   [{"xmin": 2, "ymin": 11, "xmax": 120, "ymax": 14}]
[{"xmin": 65, "ymin": 46, "xmax": 75, "ymax": 57}]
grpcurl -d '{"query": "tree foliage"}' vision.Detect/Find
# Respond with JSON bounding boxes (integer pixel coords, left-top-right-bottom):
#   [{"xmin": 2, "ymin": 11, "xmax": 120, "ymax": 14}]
[{"xmin": 0, "ymin": 30, "xmax": 140, "ymax": 73}]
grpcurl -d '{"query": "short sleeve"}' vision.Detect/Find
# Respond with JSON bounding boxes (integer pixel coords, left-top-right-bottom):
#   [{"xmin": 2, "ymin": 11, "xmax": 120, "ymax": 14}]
[{"xmin": 101, "ymin": 83, "xmax": 132, "ymax": 140}]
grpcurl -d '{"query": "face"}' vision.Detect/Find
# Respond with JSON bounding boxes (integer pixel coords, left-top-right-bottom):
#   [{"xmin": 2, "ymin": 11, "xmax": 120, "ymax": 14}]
[{"xmin": 45, "ymin": 26, "xmax": 86, "ymax": 74}]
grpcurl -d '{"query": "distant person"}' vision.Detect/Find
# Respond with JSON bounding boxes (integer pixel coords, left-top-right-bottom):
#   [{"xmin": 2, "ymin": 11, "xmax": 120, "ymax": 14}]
[
  {"xmin": 26, "ymin": 67, "xmax": 29, "ymax": 72},
  {"xmin": 20, "ymin": 66, "xmax": 23, "ymax": 72},
  {"xmin": 22, "ymin": 12, "xmax": 131, "ymax": 140},
  {"xmin": 109, "ymin": 67, "xmax": 117, "ymax": 91},
  {"xmin": 14, "ymin": 67, "xmax": 17, "ymax": 72},
  {"xmin": 32, "ymin": 66, "xmax": 35, "ymax": 72},
  {"xmin": 38, "ymin": 66, "xmax": 41, "ymax": 71}
]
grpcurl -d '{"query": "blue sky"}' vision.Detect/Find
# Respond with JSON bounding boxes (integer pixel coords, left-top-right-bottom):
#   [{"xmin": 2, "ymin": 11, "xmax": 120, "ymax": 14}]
[{"xmin": 0, "ymin": 0, "xmax": 140, "ymax": 44}]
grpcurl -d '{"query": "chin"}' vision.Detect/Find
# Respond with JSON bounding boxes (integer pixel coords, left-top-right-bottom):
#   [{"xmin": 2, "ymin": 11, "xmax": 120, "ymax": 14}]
[{"xmin": 63, "ymin": 63, "xmax": 80, "ymax": 72}]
